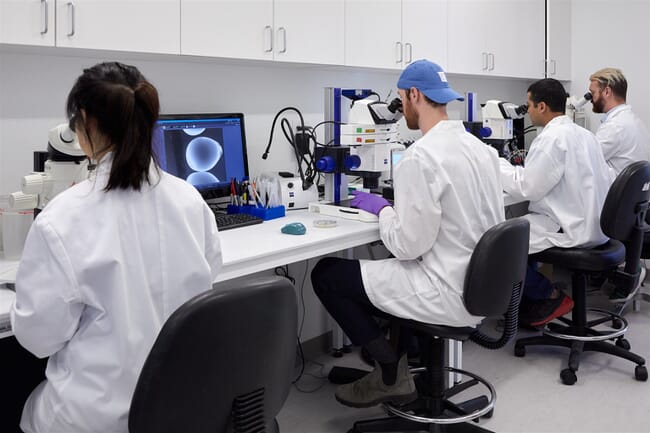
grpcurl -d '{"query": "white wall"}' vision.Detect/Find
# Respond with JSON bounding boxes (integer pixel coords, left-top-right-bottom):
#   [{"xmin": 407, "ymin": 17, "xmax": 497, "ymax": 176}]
[
  {"xmin": 570, "ymin": 0, "xmax": 650, "ymax": 132},
  {"xmin": 0, "ymin": 45, "xmax": 533, "ymax": 342},
  {"xmin": 0, "ymin": 46, "xmax": 531, "ymax": 195}
]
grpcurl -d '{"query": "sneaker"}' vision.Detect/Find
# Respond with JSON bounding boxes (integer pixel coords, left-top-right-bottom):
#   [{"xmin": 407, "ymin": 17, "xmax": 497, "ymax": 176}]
[
  {"xmin": 520, "ymin": 292, "xmax": 574, "ymax": 327},
  {"xmin": 334, "ymin": 354, "xmax": 417, "ymax": 408},
  {"xmin": 609, "ymin": 266, "xmax": 646, "ymax": 303}
]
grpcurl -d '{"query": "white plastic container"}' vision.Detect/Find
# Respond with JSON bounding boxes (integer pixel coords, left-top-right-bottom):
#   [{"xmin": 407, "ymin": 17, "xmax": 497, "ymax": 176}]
[{"xmin": 2, "ymin": 209, "xmax": 33, "ymax": 260}]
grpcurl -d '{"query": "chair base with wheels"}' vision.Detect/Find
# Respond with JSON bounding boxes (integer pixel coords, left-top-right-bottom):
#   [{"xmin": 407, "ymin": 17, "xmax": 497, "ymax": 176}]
[{"xmin": 515, "ymin": 241, "xmax": 647, "ymax": 385}]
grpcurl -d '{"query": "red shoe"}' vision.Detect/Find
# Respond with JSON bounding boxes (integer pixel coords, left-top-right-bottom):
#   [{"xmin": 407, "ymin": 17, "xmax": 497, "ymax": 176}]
[{"xmin": 527, "ymin": 293, "xmax": 574, "ymax": 327}]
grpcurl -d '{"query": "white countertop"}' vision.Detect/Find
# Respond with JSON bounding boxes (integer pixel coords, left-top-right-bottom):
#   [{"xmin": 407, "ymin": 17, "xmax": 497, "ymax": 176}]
[{"xmin": 0, "ymin": 209, "xmax": 380, "ymax": 338}]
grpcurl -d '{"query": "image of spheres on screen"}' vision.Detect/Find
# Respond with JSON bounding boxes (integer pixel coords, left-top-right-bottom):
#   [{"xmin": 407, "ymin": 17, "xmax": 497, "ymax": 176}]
[{"xmin": 185, "ymin": 136, "xmax": 223, "ymax": 172}]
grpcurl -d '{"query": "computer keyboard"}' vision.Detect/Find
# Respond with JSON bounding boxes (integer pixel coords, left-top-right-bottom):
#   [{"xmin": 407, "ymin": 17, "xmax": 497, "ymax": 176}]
[{"xmin": 213, "ymin": 212, "xmax": 264, "ymax": 231}]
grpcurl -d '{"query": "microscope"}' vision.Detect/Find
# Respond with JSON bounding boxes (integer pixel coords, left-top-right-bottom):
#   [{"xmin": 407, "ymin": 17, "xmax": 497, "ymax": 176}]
[
  {"xmin": 317, "ymin": 88, "xmax": 403, "ymax": 203},
  {"xmin": 9, "ymin": 123, "xmax": 90, "ymax": 212},
  {"xmin": 465, "ymin": 100, "xmax": 528, "ymax": 163},
  {"xmin": 566, "ymin": 91, "xmax": 592, "ymax": 127}
]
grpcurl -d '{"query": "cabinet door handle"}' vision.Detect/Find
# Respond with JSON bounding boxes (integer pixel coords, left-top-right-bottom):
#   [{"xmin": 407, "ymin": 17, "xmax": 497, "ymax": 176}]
[
  {"xmin": 395, "ymin": 42, "xmax": 403, "ymax": 63},
  {"xmin": 550, "ymin": 59, "xmax": 557, "ymax": 75},
  {"xmin": 481, "ymin": 52, "xmax": 488, "ymax": 70},
  {"xmin": 277, "ymin": 27, "xmax": 287, "ymax": 53},
  {"xmin": 263, "ymin": 25, "xmax": 273, "ymax": 52},
  {"xmin": 405, "ymin": 43, "xmax": 412, "ymax": 64},
  {"xmin": 488, "ymin": 52, "xmax": 495, "ymax": 71},
  {"xmin": 66, "ymin": 2, "xmax": 75, "ymax": 37},
  {"xmin": 40, "ymin": 0, "xmax": 48, "ymax": 35}
]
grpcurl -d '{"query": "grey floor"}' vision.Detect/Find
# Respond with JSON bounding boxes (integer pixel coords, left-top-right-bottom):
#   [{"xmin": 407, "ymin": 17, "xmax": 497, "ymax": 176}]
[{"xmin": 278, "ymin": 284, "xmax": 650, "ymax": 433}]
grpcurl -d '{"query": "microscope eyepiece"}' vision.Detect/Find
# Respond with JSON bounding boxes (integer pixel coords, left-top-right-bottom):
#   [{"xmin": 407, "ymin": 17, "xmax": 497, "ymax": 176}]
[
  {"xmin": 515, "ymin": 104, "xmax": 528, "ymax": 116},
  {"xmin": 387, "ymin": 98, "xmax": 403, "ymax": 114}
]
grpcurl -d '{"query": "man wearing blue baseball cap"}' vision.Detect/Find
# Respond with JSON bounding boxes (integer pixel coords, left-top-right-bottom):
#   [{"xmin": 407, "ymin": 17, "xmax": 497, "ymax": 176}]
[{"xmin": 311, "ymin": 60, "xmax": 506, "ymax": 408}]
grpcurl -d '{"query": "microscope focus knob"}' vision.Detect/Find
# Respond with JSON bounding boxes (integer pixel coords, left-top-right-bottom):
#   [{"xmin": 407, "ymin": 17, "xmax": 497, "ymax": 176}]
[
  {"xmin": 316, "ymin": 156, "xmax": 336, "ymax": 173},
  {"xmin": 344, "ymin": 155, "xmax": 361, "ymax": 170},
  {"xmin": 9, "ymin": 192, "xmax": 38, "ymax": 210},
  {"xmin": 22, "ymin": 173, "xmax": 47, "ymax": 195},
  {"xmin": 479, "ymin": 127, "xmax": 492, "ymax": 138}
]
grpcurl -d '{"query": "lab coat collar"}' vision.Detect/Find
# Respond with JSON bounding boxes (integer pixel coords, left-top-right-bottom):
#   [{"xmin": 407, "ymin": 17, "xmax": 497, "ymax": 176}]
[
  {"xmin": 542, "ymin": 114, "xmax": 571, "ymax": 132},
  {"xmin": 89, "ymin": 152, "xmax": 161, "ymax": 188},
  {"xmin": 429, "ymin": 119, "xmax": 465, "ymax": 134},
  {"xmin": 601, "ymin": 104, "xmax": 630, "ymax": 123}
]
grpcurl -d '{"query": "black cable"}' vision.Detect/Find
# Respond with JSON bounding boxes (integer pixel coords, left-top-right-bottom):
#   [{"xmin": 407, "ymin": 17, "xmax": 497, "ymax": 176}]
[
  {"xmin": 310, "ymin": 121, "xmax": 344, "ymax": 147},
  {"xmin": 261, "ymin": 106, "xmax": 305, "ymax": 160},
  {"xmin": 275, "ymin": 262, "xmax": 315, "ymax": 385},
  {"xmin": 263, "ymin": 107, "xmax": 320, "ymax": 191}
]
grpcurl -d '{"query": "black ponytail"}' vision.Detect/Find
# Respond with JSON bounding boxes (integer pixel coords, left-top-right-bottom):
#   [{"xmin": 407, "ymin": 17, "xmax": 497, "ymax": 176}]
[{"xmin": 66, "ymin": 62, "xmax": 160, "ymax": 191}]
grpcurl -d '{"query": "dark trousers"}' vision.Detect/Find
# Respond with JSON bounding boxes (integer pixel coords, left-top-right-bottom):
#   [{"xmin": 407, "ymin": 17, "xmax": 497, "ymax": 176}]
[
  {"xmin": 524, "ymin": 261, "xmax": 553, "ymax": 301},
  {"xmin": 311, "ymin": 257, "xmax": 386, "ymax": 346},
  {"xmin": 0, "ymin": 337, "xmax": 47, "ymax": 433}
]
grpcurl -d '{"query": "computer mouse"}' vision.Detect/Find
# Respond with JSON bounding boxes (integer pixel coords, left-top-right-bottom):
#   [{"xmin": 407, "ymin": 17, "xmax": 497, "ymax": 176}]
[{"xmin": 281, "ymin": 222, "xmax": 306, "ymax": 235}]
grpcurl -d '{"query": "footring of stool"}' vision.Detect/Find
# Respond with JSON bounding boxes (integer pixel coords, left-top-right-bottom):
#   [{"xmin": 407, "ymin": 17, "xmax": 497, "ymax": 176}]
[
  {"xmin": 382, "ymin": 366, "xmax": 495, "ymax": 425},
  {"xmin": 542, "ymin": 308, "xmax": 628, "ymax": 341}
]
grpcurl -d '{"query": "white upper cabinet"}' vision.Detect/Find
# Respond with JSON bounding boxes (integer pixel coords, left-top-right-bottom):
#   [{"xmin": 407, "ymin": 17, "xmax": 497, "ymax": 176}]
[
  {"xmin": 401, "ymin": 0, "xmax": 448, "ymax": 69},
  {"xmin": 181, "ymin": 0, "xmax": 344, "ymax": 65},
  {"xmin": 181, "ymin": 0, "xmax": 274, "ymax": 61},
  {"xmin": 55, "ymin": 0, "xmax": 180, "ymax": 54},
  {"xmin": 274, "ymin": 0, "xmax": 344, "ymax": 65},
  {"xmin": 0, "ymin": 0, "xmax": 55, "ymax": 46},
  {"xmin": 345, "ymin": 0, "xmax": 402, "ymax": 69},
  {"xmin": 0, "ymin": 0, "xmax": 556, "ymax": 81},
  {"xmin": 448, "ymin": 0, "xmax": 545, "ymax": 79},
  {"xmin": 546, "ymin": 0, "xmax": 571, "ymax": 80},
  {"xmin": 447, "ymin": 0, "xmax": 488, "ymax": 75}
]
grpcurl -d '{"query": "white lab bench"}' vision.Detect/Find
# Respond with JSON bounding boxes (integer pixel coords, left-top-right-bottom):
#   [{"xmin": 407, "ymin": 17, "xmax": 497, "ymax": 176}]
[{"xmin": 0, "ymin": 209, "xmax": 381, "ymax": 338}]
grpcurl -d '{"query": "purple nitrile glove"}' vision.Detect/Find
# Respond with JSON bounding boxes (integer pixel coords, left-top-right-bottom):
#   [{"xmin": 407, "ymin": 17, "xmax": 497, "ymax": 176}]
[{"xmin": 350, "ymin": 190, "xmax": 391, "ymax": 216}]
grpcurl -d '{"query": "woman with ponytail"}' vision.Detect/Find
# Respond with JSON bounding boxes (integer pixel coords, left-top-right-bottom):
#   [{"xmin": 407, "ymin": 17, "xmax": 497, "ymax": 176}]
[{"xmin": 11, "ymin": 62, "xmax": 222, "ymax": 433}]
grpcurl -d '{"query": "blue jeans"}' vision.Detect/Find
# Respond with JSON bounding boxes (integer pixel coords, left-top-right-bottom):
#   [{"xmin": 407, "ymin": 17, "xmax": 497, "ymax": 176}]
[{"xmin": 524, "ymin": 261, "xmax": 554, "ymax": 301}]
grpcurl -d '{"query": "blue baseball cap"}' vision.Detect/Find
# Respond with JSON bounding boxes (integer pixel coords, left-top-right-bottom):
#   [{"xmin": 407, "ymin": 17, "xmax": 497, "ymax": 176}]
[{"xmin": 397, "ymin": 60, "xmax": 464, "ymax": 104}]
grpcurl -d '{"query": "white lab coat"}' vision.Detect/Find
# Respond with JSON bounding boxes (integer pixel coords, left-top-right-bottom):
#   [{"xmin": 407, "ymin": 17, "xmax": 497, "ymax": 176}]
[
  {"xmin": 500, "ymin": 115, "xmax": 612, "ymax": 254},
  {"xmin": 596, "ymin": 104, "xmax": 650, "ymax": 176},
  {"xmin": 360, "ymin": 120, "xmax": 505, "ymax": 327},
  {"xmin": 12, "ymin": 153, "xmax": 222, "ymax": 433}
]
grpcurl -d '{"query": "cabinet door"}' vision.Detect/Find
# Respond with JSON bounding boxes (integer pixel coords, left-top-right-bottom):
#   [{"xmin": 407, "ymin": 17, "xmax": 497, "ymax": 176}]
[
  {"xmin": 546, "ymin": 0, "xmax": 570, "ymax": 80},
  {"xmin": 401, "ymin": 0, "xmax": 448, "ymax": 69},
  {"xmin": 447, "ymin": 0, "xmax": 489, "ymax": 75},
  {"xmin": 56, "ymin": 0, "xmax": 180, "ymax": 54},
  {"xmin": 489, "ymin": 0, "xmax": 545, "ymax": 79},
  {"xmin": 345, "ymin": 0, "xmax": 401, "ymax": 69},
  {"xmin": 274, "ymin": 0, "xmax": 344, "ymax": 65},
  {"xmin": 0, "ymin": 0, "xmax": 55, "ymax": 46},
  {"xmin": 181, "ymin": 0, "xmax": 273, "ymax": 61}
]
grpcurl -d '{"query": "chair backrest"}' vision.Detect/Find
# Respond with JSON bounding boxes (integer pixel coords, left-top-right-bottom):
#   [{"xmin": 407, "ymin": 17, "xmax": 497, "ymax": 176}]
[
  {"xmin": 601, "ymin": 160, "xmax": 650, "ymax": 241},
  {"xmin": 464, "ymin": 217, "xmax": 530, "ymax": 317},
  {"xmin": 601, "ymin": 161, "xmax": 650, "ymax": 273},
  {"xmin": 463, "ymin": 218, "xmax": 530, "ymax": 349},
  {"xmin": 128, "ymin": 275, "xmax": 298, "ymax": 433}
]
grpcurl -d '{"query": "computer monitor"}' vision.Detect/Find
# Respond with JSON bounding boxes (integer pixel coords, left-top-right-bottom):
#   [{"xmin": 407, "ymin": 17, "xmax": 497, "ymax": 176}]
[{"xmin": 153, "ymin": 113, "xmax": 249, "ymax": 201}]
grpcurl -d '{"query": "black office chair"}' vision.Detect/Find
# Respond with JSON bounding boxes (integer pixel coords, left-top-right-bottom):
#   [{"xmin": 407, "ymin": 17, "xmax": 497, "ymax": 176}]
[
  {"xmin": 346, "ymin": 217, "xmax": 530, "ymax": 433},
  {"xmin": 129, "ymin": 275, "xmax": 298, "ymax": 433},
  {"xmin": 629, "ymin": 214, "xmax": 650, "ymax": 309},
  {"xmin": 515, "ymin": 160, "xmax": 649, "ymax": 385}
]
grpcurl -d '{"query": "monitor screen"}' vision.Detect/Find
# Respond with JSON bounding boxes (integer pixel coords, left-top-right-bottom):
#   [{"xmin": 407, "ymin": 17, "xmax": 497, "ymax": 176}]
[{"xmin": 153, "ymin": 113, "xmax": 249, "ymax": 201}]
